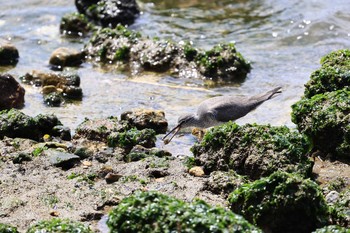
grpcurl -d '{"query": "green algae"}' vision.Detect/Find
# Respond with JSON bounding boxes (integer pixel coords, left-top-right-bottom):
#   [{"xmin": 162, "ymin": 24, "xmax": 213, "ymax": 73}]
[
  {"xmin": 291, "ymin": 89, "xmax": 350, "ymax": 159},
  {"xmin": 192, "ymin": 122, "xmax": 312, "ymax": 179},
  {"xmin": 26, "ymin": 218, "xmax": 92, "ymax": 233},
  {"xmin": 229, "ymin": 171, "xmax": 330, "ymax": 233},
  {"xmin": 107, "ymin": 191, "xmax": 262, "ymax": 233}
]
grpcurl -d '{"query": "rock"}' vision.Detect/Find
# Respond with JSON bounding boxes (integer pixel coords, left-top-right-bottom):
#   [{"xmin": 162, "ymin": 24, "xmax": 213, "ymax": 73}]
[
  {"xmin": 0, "ymin": 109, "xmax": 68, "ymax": 141},
  {"xmin": 84, "ymin": 26, "xmax": 141, "ymax": 63},
  {"xmin": 107, "ymin": 128, "xmax": 156, "ymax": 152},
  {"xmin": 192, "ymin": 123, "xmax": 313, "ymax": 180},
  {"xmin": 203, "ymin": 170, "xmax": 246, "ymax": 197},
  {"xmin": 312, "ymin": 225, "xmax": 350, "ymax": 233},
  {"xmin": 130, "ymin": 40, "xmax": 180, "ymax": 72},
  {"xmin": 82, "ymin": 160, "xmax": 92, "ymax": 167},
  {"xmin": 27, "ymin": 218, "xmax": 93, "ymax": 233},
  {"xmin": 148, "ymin": 169, "xmax": 169, "ymax": 178},
  {"xmin": 60, "ymin": 12, "xmax": 92, "ymax": 37},
  {"xmin": 0, "ymin": 223, "xmax": 19, "ymax": 233},
  {"xmin": 120, "ymin": 109, "xmax": 168, "ymax": 134},
  {"xmin": 46, "ymin": 149, "xmax": 81, "ymax": 169},
  {"xmin": 107, "ymin": 191, "xmax": 262, "ymax": 232},
  {"xmin": 75, "ymin": 0, "xmax": 140, "ymax": 27},
  {"xmin": 292, "ymin": 90, "xmax": 350, "ymax": 159},
  {"xmin": 98, "ymin": 165, "xmax": 114, "ymax": 178},
  {"xmin": 125, "ymin": 145, "xmax": 171, "ymax": 162},
  {"xmin": 84, "ymin": 26, "xmax": 251, "ymax": 83},
  {"xmin": 41, "ymin": 85, "xmax": 59, "ymax": 95},
  {"xmin": 329, "ymin": 189, "xmax": 350, "ymax": 227},
  {"xmin": 105, "ymin": 172, "xmax": 122, "ymax": 184},
  {"xmin": 74, "ymin": 117, "xmax": 128, "ymax": 142},
  {"xmin": 74, "ymin": 147, "xmax": 94, "ymax": 159},
  {"xmin": 188, "ymin": 166, "xmax": 204, "ymax": 177},
  {"xmin": 20, "ymin": 71, "xmax": 80, "ymax": 87},
  {"xmin": 43, "ymin": 92, "xmax": 64, "ymax": 107},
  {"xmin": 0, "ymin": 74, "xmax": 25, "ymax": 110},
  {"xmin": 49, "ymin": 47, "xmax": 85, "ymax": 70},
  {"xmin": 49, "ymin": 210, "xmax": 60, "ymax": 216},
  {"xmin": 229, "ymin": 171, "xmax": 330, "ymax": 233},
  {"xmin": 0, "ymin": 40, "xmax": 19, "ymax": 65},
  {"xmin": 52, "ymin": 125, "xmax": 71, "ymax": 141},
  {"xmin": 304, "ymin": 49, "xmax": 350, "ymax": 98},
  {"xmin": 326, "ymin": 191, "xmax": 340, "ymax": 204},
  {"xmin": 20, "ymin": 71, "xmax": 83, "ymax": 106},
  {"xmin": 195, "ymin": 43, "xmax": 251, "ymax": 81},
  {"xmin": 12, "ymin": 152, "xmax": 32, "ymax": 164}
]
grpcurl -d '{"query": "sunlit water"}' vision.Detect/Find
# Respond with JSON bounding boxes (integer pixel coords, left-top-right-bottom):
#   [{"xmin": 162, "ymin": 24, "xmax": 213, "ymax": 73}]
[{"xmin": 2, "ymin": 0, "xmax": 350, "ymax": 155}]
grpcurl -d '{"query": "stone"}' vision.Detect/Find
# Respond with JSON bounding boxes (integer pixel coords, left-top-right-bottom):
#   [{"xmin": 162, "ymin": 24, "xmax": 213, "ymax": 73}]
[
  {"xmin": 46, "ymin": 149, "xmax": 80, "ymax": 169},
  {"xmin": 0, "ymin": 40, "xmax": 19, "ymax": 65},
  {"xmin": 49, "ymin": 47, "xmax": 85, "ymax": 70},
  {"xmin": 60, "ymin": 12, "xmax": 92, "ymax": 37},
  {"xmin": 75, "ymin": 0, "xmax": 140, "ymax": 27},
  {"xmin": 188, "ymin": 166, "xmax": 205, "ymax": 177},
  {"xmin": 121, "ymin": 109, "xmax": 168, "ymax": 134},
  {"xmin": 74, "ymin": 117, "xmax": 128, "ymax": 142},
  {"xmin": 20, "ymin": 71, "xmax": 83, "ymax": 106},
  {"xmin": 0, "ymin": 74, "xmax": 25, "ymax": 110},
  {"xmin": 105, "ymin": 172, "xmax": 122, "ymax": 184}
]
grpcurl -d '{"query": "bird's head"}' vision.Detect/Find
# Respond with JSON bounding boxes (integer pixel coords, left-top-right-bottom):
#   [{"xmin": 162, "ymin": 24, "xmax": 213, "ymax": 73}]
[{"xmin": 162, "ymin": 113, "xmax": 195, "ymax": 144}]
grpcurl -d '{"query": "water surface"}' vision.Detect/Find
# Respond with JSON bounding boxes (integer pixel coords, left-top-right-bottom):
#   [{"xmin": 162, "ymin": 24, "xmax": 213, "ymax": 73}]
[{"xmin": 2, "ymin": 0, "xmax": 350, "ymax": 155}]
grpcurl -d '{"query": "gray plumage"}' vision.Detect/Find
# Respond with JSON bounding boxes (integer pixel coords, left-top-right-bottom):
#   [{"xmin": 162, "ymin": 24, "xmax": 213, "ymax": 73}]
[{"xmin": 163, "ymin": 86, "xmax": 282, "ymax": 143}]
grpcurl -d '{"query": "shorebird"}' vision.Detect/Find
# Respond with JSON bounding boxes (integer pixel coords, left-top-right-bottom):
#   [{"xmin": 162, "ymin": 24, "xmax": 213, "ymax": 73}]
[{"xmin": 163, "ymin": 86, "xmax": 282, "ymax": 143}]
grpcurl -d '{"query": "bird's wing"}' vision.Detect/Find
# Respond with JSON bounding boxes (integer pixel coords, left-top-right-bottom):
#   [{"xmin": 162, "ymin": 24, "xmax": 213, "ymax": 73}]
[{"xmin": 197, "ymin": 96, "xmax": 252, "ymax": 123}]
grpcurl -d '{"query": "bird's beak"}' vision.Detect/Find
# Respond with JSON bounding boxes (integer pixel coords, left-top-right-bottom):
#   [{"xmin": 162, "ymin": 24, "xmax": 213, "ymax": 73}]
[{"xmin": 162, "ymin": 123, "xmax": 182, "ymax": 144}]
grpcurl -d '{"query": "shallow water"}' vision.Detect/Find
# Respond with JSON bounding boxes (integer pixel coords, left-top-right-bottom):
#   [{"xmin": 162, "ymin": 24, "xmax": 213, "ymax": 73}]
[{"xmin": 2, "ymin": 0, "xmax": 350, "ymax": 155}]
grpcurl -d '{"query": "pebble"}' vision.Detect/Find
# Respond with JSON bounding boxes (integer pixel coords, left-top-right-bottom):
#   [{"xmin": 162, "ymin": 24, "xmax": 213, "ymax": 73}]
[
  {"xmin": 105, "ymin": 173, "xmax": 122, "ymax": 184},
  {"xmin": 189, "ymin": 166, "xmax": 205, "ymax": 177}
]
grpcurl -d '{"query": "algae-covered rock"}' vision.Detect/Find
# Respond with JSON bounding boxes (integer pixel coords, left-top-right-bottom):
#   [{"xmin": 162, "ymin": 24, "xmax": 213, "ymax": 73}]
[
  {"xmin": 305, "ymin": 49, "xmax": 350, "ymax": 98},
  {"xmin": 120, "ymin": 109, "xmax": 168, "ymax": 134},
  {"xmin": 107, "ymin": 191, "xmax": 262, "ymax": 233},
  {"xmin": 192, "ymin": 123, "xmax": 312, "ymax": 180},
  {"xmin": 60, "ymin": 12, "xmax": 93, "ymax": 37},
  {"xmin": 312, "ymin": 225, "xmax": 350, "ymax": 233},
  {"xmin": 0, "ymin": 223, "xmax": 19, "ymax": 233},
  {"xmin": 125, "ymin": 145, "xmax": 171, "ymax": 162},
  {"xmin": 329, "ymin": 188, "xmax": 350, "ymax": 227},
  {"xmin": 27, "ymin": 218, "xmax": 92, "ymax": 233},
  {"xmin": 84, "ymin": 26, "xmax": 251, "ymax": 83},
  {"xmin": 0, "ymin": 109, "xmax": 70, "ymax": 141},
  {"xmin": 84, "ymin": 26, "xmax": 141, "ymax": 63},
  {"xmin": 107, "ymin": 128, "xmax": 156, "ymax": 152},
  {"xmin": 74, "ymin": 117, "xmax": 129, "ymax": 142},
  {"xmin": 75, "ymin": 0, "xmax": 140, "ymax": 27},
  {"xmin": 203, "ymin": 170, "xmax": 247, "ymax": 197},
  {"xmin": 195, "ymin": 43, "xmax": 251, "ymax": 81},
  {"xmin": 44, "ymin": 92, "xmax": 64, "ymax": 107},
  {"xmin": 291, "ymin": 89, "xmax": 350, "ymax": 159},
  {"xmin": 229, "ymin": 171, "xmax": 330, "ymax": 233},
  {"xmin": 130, "ymin": 39, "xmax": 180, "ymax": 72}
]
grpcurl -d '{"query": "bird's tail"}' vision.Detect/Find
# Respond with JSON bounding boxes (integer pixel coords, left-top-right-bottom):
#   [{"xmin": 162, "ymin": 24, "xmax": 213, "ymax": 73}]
[{"xmin": 251, "ymin": 86, "xmax": 282, "ymax": 103}]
